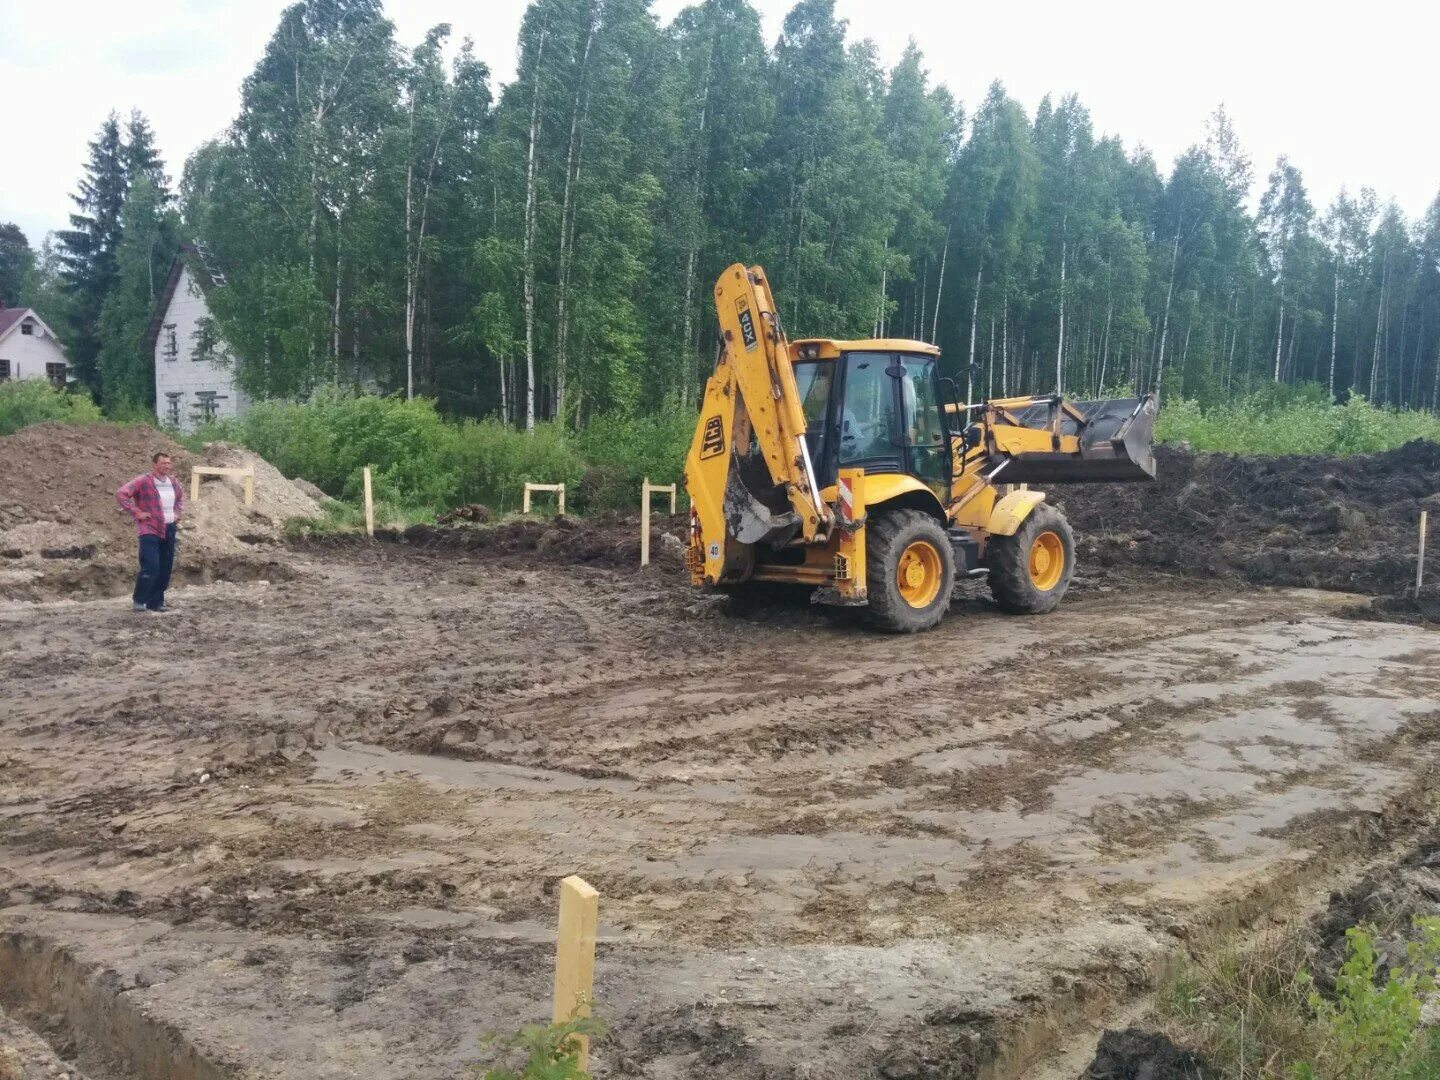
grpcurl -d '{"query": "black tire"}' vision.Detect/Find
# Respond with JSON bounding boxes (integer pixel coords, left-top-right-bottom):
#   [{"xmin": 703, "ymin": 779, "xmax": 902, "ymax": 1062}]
[
  {"xmin": 985, "ymin": 502, "xmax": 1075, "ymax": 614},
  {"xmin": 865, "ymin": 509, "xmax": 955, "ymax": 633}
]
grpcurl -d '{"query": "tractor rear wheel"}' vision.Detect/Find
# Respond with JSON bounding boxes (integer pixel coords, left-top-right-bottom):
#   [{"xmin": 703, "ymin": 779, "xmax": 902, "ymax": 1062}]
[
  {"xmin": 985, "ymin": 502, "xmax": 1075, "ymax": 614},
  {"xmin": 865, "ymin": 509, "xmax": 955, "ymax": 633}
]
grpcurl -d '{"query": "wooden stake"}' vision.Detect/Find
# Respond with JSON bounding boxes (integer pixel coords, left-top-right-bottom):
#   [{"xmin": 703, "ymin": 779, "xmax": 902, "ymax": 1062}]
[
  {"xmin": 523, "ymin": 483, "xmax": 565, "ymax": 516},
  {"xmin": 243, "ymin": 473, "xmax": 254, "ymax": 508},
  {"xmin": 363, "ymin": 467, "xmax": 374, "ymax": 538},
  {"xmin": 191, "ymin": 471, "xmax": 200, "ymax": 503},
  {"xmin": 552, "ymin": 875, "xmax": 599, "ymax": 1070},
  {"xmin": 1419, "ymin": 511, "xmax": 1429, "ymax": 595},
  {"xmin": 641, "ymin": 477, "xmax": 651, "ymax": 568},
  {"xmin": 640, "ymin": 479, "xmax": 679, "ymax": 567}
]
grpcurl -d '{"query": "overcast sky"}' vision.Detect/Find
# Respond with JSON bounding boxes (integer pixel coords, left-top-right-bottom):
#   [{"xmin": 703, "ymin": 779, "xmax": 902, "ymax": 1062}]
[{"xmin": 3, "ymin": 0, "xmax": 1437, "ymax": 247}]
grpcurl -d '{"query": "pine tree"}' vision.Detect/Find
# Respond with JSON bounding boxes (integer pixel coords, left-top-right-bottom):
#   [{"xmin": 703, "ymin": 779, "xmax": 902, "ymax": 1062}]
[
  {"xmin": 0, "ymin": 224, "xmax": 32, "ymax": 308},
  {"xmin": 57, "ymin": 113, "xmax": 129, "ymax": 393},
  {"xmin": 96, "ymin": 178, "xmax": 179, "ymax": 409}
]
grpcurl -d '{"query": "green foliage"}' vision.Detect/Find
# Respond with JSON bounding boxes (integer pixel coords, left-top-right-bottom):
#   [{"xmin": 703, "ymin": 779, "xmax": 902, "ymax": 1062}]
[
  {"xmin": 1291, "ymin": 919, "xmax": 1440, "ymax": 1079},
  {"xmin": 1157, "ymin": 919, "xmax": 1440, "ymax": 1080},
  {"xmin": 472, "ymin": 1016, "xmax": 609, "ymax": 1080},
  {"xmin": 1158, "ymin": 389, "xmax": 1440, "ymax": 456},
  {"xmin": 170, "ymin": 391, "xmax": 686, "ymax": 521},
  {"xmin": 0, "ymin": 380, "xmax": 104, "ymax": 436}
]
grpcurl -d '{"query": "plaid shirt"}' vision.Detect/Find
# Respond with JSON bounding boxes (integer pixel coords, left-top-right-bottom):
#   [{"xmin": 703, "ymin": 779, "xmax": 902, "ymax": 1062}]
[{"xmin": 117, "ymin": 472, "xmax": 184, "ymax": 539}]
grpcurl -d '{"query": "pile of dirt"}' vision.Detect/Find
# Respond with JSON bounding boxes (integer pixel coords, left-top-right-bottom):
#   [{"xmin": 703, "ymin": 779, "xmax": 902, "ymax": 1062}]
[
  {"xmin": 1052, "ymin": 440, "xmax": 1440, "ymax": 595},
  {"xmin": 0, "ymin": 423, "xmax": 319, "ymax": 600},
  {"xmin": 1357, "ymin": 582, "xmax": 1440, "ymax": 625}
]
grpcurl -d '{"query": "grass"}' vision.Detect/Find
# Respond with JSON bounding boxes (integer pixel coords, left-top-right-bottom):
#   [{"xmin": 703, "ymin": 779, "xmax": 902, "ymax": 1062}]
[
  {"xmin": 1157, "ymin": 918, "xmax": 1440, "ymax": 1079},
  {"xmin": 1157, "ymin": 385, "xmax": 1440, "ymax": 456}
]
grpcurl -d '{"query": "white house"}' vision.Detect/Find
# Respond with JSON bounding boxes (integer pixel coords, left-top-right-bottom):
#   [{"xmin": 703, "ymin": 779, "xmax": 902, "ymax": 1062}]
[
  {"xmin": 0, "ymin": 307, "xmax": 68, "ymax": 386},
  {"xmin": 148, "ymin": 244, "xmax": 248, "ymax": 431}
]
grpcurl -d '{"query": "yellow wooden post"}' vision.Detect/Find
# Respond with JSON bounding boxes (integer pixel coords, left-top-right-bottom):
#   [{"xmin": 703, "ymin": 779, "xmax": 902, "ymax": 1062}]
[
  {"xmin": 667, "ymin": 484, "xmax": 676, "ymax": 515},
  {"xmin": 363, "ymin": 467, "xmax": 374, "ymax": 538},
  {"xmin": 243, "ymin": 471, "xmax": 254, "ymax": 507},
  {"xmin": 523, "ymin": 484, "xmax": 532, "ymax": 514},
  {"xmin": 1419, "ymin": 511, "xmax": 1429, "ymax": 594},
  {"xmin": 191, "ymin": 471, "xmax": 200, "ymax": 503},
  {"xmin": 558, "ymin": 484, "xmax": 565, "ymax": 516},
  {"xmin": 552, "ymin": 875, "xmax": 599, "ymax": 1070},
  {"xmin": 641, "ymin": 478, "xmax": 652, "ymax": 567}
]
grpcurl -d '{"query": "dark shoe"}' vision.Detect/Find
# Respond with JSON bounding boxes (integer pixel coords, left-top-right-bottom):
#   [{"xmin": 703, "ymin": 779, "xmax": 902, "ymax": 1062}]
[
  {"xmin": 133, "ymin": 602, "xmax": 148, "ymax": 612},
  {"xmin": 147, "ymin": 605, "xmax": 170, "ymax": 613}
]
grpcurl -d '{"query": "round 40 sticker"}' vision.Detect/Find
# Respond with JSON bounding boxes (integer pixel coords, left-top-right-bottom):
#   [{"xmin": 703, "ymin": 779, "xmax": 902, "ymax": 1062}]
[{"xmin": 708, "ymin": 542, "xmax": 721, "ymax": 560}]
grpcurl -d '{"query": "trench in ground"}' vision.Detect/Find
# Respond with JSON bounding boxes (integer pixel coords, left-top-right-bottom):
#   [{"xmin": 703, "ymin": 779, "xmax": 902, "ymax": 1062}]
[{"xmin": 0, "ymin": 931, "xmax": 228, "ymax": 1080}]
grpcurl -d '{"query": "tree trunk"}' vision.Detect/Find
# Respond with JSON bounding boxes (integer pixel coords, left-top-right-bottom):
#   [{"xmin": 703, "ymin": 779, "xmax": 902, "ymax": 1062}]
[
  {"xmin": 1055, "ymin": 224, "xmax": 1068, "ymax": 394},
  {"xmin": 987, "ymin": 315, "xmax": 995, "ymax": 399},
  {"xmin": 1001, "ymin": 294, "xmax": 1009, "ymax": 396},
  {"xmin": 967, "ymin": 260, "xmax": 982, "ymax": 403},
  {"xmin": 554, "ymin": 3, "xmax": 597, "ymax": 423},
  {"xmin": 1098, "ymin": 297, "xmax": 1113, "ymax": 394},
  {"xmin": 1156, "ymin": 228, "xmax": 1180, "ymax": 398},
  {"xmin": 403, "ymin": 98, "xmax": 416, "ymax": 400},
  {"xmin": 521, "ymin": 23, "xmax": 549, "ymax": 431},
  {"xmin": 931, "ymin": 224, "xmax": 950, "ymax": 344}
]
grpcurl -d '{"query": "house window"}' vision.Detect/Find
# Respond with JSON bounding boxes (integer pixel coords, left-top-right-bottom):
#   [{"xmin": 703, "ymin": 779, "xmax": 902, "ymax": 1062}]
[
  {"xmin": 192, "ymin": 317, "xmax": 218, "ymax": 363},
  {"xmin": 20, "ymin": 320, "xmax": 34, "ymax": 336},
  {"xmin": 46, "ymin": 363, "xmax": 66, "ymax": 388},
  {"xmin": 0, "ymin": 360, "xmax": 10, "ymax": 381},
  {"xmin": 163, "ymin": 324, "xmax": 178, "ymax": 362},
  {"xmin": 165, "ymin": 393, "xmax": 182, "ymax": 427},
  {"xmin": 192, "ymin": 390, "xmax": 226, "ymax": 423}
]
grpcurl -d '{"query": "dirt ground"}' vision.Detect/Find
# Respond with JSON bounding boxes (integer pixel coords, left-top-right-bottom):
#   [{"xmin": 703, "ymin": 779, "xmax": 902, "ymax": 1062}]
[{"xmin": 3, "ymin": 534, "xmax": 1439, "ymax": 1078}]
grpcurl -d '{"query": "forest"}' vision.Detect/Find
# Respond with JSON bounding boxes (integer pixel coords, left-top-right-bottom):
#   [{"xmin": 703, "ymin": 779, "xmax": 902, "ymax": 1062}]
[{"xmin": 3, "ymin": 0, "xmax": 1440, "ymax": 428}]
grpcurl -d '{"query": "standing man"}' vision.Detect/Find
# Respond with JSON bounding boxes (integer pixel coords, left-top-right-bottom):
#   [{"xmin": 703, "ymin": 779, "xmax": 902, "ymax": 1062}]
[{"xmin": 117, "ymin": 452, "xmax": 184, "ymax": 613}]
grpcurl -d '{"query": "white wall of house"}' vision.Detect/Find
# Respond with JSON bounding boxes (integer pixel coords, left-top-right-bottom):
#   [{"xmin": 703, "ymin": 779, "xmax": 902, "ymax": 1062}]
[
  {"xmin": 0, "ymin": 314, "xmax": 68, "ymax": 384},
  {"xmin": 152, "ymin": 264, "xmax": 248, "ymax": 432}
]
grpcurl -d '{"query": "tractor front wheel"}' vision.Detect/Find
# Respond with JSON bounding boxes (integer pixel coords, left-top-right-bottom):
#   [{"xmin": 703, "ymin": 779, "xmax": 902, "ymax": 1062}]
[
  {"xmin": 865, "ymin": 509, "xmax": 955, "ymax": 633},
  {"xmin": 985, "ymin": 502, "xmax": 1075, "ymax": 614}
]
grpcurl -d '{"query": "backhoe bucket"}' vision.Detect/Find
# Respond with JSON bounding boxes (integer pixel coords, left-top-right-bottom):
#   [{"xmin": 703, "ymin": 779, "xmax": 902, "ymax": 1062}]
[{"xmin": 998, "ymin": 394, "xmax": 1157, "ymax": 484}]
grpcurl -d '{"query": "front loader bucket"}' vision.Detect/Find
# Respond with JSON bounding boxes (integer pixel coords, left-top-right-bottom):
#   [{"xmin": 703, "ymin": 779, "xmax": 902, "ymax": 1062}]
[{"xmin": 999, "ymin": 394, "xmax": 1158, "ymax": 484}]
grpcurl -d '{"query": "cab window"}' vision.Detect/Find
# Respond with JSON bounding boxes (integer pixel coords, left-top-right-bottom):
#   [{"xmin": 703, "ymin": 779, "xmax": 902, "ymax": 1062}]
[{"xmin": 838, "ymin": 353, "xmax": 899, "ymax": 466}]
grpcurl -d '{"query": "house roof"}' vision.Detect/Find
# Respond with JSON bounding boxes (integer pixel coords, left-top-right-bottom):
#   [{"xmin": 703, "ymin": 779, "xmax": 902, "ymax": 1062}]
[
  {"xmin": 0, "ymin": 307, "xmax": 62, "ymax": 349},
  {"xmin": 144, "ymin": 242, "xmax": 229, "ymax": 353}
]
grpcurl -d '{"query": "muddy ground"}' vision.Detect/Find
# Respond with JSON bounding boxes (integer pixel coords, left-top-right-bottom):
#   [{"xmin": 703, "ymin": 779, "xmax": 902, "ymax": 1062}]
[{"xmin": 2, "ymin": 533, "xmax": 1439, "ymax": 1079}]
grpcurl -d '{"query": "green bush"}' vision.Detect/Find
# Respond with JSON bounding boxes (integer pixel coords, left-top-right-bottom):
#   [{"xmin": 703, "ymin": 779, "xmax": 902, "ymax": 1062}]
[
  {"xmin": 472, "ymin": 1016, "xmax": 609, "ymax": 1080},
  {"xmin": 0, "ymin": 380, "xmax": 104, "ymax": 435},
  {"xmin": 452, "ymin": 419, "xmax": 586, "ymax": 513},
  {"xmin": 1292, "ymin": 919, "xmax": 1440, "ymax": 1080}
]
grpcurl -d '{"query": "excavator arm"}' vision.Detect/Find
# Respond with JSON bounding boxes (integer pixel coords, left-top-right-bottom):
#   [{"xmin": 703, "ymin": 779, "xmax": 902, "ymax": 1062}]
[{"xmin": 684, "ymin": 264, "xmax": 829, "ymax": 585}]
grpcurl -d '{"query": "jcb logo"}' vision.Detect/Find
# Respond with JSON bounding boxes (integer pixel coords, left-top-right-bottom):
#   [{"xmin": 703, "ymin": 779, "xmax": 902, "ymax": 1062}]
[{"xmin": 700, "ymin": 415, "xmax": 724, "ymax": 459}]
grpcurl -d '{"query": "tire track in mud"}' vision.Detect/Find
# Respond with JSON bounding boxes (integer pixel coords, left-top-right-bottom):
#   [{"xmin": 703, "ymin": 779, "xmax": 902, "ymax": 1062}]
[{"xmin": 418, "ymin": 600, "xmax": 1319, "ymax": 781}]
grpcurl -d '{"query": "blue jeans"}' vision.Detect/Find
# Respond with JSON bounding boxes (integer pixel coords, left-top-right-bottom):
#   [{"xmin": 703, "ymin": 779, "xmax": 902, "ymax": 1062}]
[{"xmin": 134, "ymin": 524, "xmax": 177, "ymax": 609}]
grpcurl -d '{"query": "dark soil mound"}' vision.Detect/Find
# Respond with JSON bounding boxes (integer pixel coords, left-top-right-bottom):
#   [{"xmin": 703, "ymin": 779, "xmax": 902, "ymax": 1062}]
[
  {"xmin": 1052, "ymin": 440, "xmax": 1440, "ymax": 595},
  {"xmin": 1309, "ymin": 819, "xmax": 1440, "ymax": 991},
  {"xmin": 311, "ymin": 511, "xmax": 691, "ymax": 572},
  {"xmin": 1359, "ymin": 582, "xmax": 1440, "ymax": 625},
  {"xmin": 1082, "ymin": 1028, "xmax": 1216, "ymax": 1080}
]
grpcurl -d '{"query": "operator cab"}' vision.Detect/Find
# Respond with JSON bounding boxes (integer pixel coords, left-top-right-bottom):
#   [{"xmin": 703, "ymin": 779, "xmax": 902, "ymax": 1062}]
[{"xmin": 790, "ymin": 338, "xmax": 951, "ymax": 506}]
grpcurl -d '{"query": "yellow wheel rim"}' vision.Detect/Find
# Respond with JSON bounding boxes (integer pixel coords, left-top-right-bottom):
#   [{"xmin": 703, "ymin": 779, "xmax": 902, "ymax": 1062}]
[
  {"xmin": 1028, "ymin": 531, "xmax": 1065, "ymax": 591},
  {"xmin": 896, "ymin": 540, "xmax": 943, "ymax": 608}
]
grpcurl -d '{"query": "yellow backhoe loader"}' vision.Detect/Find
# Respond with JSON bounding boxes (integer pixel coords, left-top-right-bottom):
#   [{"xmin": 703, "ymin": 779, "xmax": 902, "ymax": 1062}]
[{"xmin": 683, "ymin": 263, "xmax": 1157, "ymax": 632}]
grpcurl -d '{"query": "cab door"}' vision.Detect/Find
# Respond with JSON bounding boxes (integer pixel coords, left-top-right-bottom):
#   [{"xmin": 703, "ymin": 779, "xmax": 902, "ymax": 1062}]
[{"xmin": 898, "ymin": 354, "xmax": 951, "ymax": 503}]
